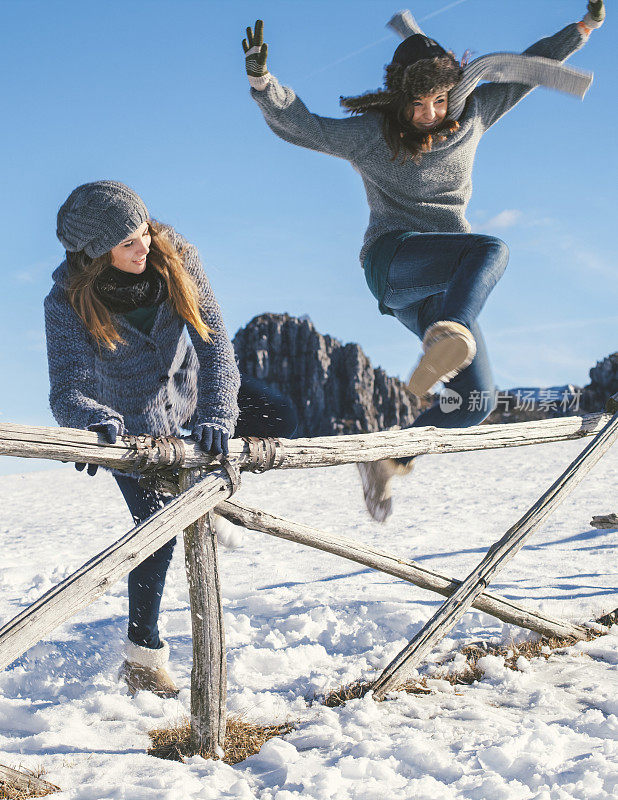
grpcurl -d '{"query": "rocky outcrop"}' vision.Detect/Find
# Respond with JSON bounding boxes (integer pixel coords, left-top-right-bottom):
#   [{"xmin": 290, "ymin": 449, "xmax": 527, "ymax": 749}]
[
  {"xmin": 233, "ymin": 313, "xmax": 421, "ymax": 437},
  {"xmin": 581, "ymin": 353, "xmax": 618, "ymax": 412},
  {"xmin": 483, "ymin": 385, "xmax": 583, "ymax": 424},
  {"xmin": 233, "ymin": 313, "xmax": 616, "ymax": 432},
  {"xmin": 484, "ymin": 350, "xmax": 618, "ymax": 422}
]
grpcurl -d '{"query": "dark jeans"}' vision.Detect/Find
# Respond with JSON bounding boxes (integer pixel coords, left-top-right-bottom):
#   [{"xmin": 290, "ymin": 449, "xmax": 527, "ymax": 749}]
[
  {"xmin": 116, "ymin": 377, "xmax": 297, "ymax": 650},
  {"xmin": 382, "ymin": 232, "xmax": 509, "ymax": 431},
  {"xmin": 115, "ymin": 474, "xmax": 173, "ymax": 650}
]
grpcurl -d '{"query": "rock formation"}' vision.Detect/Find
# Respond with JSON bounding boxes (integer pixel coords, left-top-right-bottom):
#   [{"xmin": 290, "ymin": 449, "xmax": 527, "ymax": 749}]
[
  {"xmin": 233, "ymin": 313, "xmax": 616, "ymax": 432},
  {"xmin": 233, "ymin": 313, "xmax": 420, "ymax": 437},
  {"xmin": 582, "ymin": 352, "xmax": 618, "ymax": 411}
]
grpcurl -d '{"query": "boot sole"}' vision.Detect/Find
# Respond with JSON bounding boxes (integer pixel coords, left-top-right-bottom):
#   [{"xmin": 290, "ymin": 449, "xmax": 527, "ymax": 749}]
[{"xmin": 408, "ymin": 335, "xmax": 475, "ymax": 397}]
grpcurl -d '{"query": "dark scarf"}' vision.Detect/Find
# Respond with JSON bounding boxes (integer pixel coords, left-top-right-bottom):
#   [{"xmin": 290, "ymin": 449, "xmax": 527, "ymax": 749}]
[{"xmin": 94, "ymin": 260, "xmax": 168, "ymax": 313}]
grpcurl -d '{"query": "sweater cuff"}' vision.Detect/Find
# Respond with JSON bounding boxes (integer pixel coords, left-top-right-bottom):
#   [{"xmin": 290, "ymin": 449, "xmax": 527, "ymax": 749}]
[
  {"xmin": 86, "ymin": 413, "xmax": 124, "ymax": 433},
  {"xmin": 195, "ymin": 416, "xmax": 235, "ymax": 437},
  {"xmin": 250, "ymin": 74, "xmax": 294, "ymax": 110},
  {"xmin": 87, "ymin": 417, "xmax": 123, "ymax": 432},
  {"xmin": 248, "ymin": 73, "xmax": 271, "ymax": 91},
  {"xmin": 577, "ymin": 21, "xmax": 592, "ymax": 37}
]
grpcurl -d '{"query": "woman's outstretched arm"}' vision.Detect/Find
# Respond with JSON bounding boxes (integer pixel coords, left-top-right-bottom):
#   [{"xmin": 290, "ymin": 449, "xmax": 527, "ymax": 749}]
[
  {"xmin": 473, "ymin": 2, "xmax": 604, "ymax": 131},
  {"xmin": 244, "ymin": 19, "xmax": 374, "ymax": 162}
]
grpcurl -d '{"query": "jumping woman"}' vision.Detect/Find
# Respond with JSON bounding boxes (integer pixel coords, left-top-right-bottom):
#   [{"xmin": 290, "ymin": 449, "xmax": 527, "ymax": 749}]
[
  {"xmin": 45, "ymin": 181, "xmax": 295, "ymax": 696},
  {"xmin": 242, "ymin": 3, "xmax": 605, "ymax": 521}
]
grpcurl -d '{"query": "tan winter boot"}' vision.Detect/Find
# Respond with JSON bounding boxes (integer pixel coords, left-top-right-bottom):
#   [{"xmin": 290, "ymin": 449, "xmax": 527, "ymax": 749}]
[
  {"xmin": 357, "ymin": 458, "xmax": 415, "ymax": 523},
  {"xmin": 120, "ymin": 639, "xmax": 179, "ymax": 698},
  {"xmin": 408, "ymin": 321, "xmax": 477, "ymax": 397}
]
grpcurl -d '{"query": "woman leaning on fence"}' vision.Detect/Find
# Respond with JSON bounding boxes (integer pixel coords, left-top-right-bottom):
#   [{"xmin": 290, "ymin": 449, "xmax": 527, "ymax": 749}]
[
  {"xmin": 44, "ymin": 181, "xmax": 296, "ymax": 697},
  {"xmin": 243, "ymin": 2, "xmax": 605, "ymax": 522}
]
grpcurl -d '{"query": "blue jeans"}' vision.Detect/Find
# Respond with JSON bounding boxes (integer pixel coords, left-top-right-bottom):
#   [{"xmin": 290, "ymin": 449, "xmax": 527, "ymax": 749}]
[
  {"xmin": 115, "ymin": 475, "xmax": 174, "ymax": 650},
  {"xmin": 381, "ymin": 233, "xmax": 509, "ymax": 434},
  {"xmin": 115, "ymin": 378, "xmax": 297, "ymax": 650}
]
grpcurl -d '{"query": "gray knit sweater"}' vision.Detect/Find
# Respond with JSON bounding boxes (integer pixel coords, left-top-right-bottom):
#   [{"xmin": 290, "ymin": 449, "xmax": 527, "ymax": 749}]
[
  {"xmin": 44, "ymin": 227, "xmax": 240, "ymax": 439},
  {"xmin": 251, "ymin": 23, "xmax": 587, "ymax": 265}
]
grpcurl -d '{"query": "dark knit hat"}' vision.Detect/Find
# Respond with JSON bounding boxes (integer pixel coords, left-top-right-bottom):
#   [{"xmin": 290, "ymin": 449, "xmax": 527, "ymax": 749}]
[
  {"xmin": 392, "ymin": 34, "xmax": 447, "ymax": 66},
  {"xmin": 56, "ymin": 180, "xmax": 149, "ymax": 258},
  {"xmin": 340, "ymin": 34, "xmax": 462, "ymax": 114}
]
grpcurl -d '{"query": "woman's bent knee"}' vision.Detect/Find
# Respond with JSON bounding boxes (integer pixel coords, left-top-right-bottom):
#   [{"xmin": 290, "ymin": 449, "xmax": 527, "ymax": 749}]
[{"xmin": 477, "ymin": 235, "xmax": 509, "ymax": 265}]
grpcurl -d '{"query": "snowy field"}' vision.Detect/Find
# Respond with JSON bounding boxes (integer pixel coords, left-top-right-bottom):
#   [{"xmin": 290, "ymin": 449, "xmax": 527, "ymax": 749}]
[{"xmin": 1, "ymin": 437, "xmax": 617, "ymax": 799}]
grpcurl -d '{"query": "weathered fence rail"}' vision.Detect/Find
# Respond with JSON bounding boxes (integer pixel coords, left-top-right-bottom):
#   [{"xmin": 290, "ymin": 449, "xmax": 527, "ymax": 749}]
[
  {"xmin": 0, "ymin": 411, "xmax": 610, "ymax": 472},
  {"xmin": 216, "ymin": 499, "xmax": 588, "ymax": 642},
  {"xmin": 372, "ymin": 402, "xmax": 618, "ymax": 698},
  {"xmin": 0, "ymin": 763, "xmax": 59, "ymax": 795},
  {"xmin": 0, "ymin": 396, "xmax": 616, "ymax": 759}
]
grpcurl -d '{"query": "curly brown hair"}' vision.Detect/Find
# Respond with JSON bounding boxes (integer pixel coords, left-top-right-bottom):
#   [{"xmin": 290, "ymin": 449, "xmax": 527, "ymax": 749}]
[{"xmin": 66, "ymin": 220, "xmax": 215, "ymax": 351}]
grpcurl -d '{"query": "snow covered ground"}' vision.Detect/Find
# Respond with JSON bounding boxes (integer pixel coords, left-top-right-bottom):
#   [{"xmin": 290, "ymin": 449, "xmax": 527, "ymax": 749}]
[{"xmin": 0, "ymin": 437, "xmax": 617, "ymax": 799}]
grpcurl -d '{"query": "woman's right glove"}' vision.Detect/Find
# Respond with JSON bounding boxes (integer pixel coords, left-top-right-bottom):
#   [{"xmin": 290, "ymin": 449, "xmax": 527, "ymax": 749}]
[
  {"xmin": 583, "ymin": 0, "xmax": 605, "ymax": 28},
  {"xmin": 75, "ymin": 419, "xmax": 122, "ymax": 477},
  {"xmin": 242, "ymin": 20, "xmax": 270, "ymax": 90}
]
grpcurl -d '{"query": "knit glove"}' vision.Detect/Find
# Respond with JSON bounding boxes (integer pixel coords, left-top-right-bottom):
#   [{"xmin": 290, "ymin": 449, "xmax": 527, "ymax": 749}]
[
  {"xmin": 242, "ymin": 20, "xmax": 270, "ymax": 90},
  {"xmin": 583, "ymin": 0, "xmax": 605, "ymax": 28},
  {"xmin": 76, "ymin": 419, "xmax": 122, "ymax": 476},
  {"xmin": 191, "ymin": 423, "xmax": 230, "ymax": 458}
]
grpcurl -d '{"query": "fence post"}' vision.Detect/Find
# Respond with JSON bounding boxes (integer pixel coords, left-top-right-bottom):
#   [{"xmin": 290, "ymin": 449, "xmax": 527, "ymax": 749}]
[{"xmin": 179, "ymin": 468, "xmax": 227, "ymax": 757}]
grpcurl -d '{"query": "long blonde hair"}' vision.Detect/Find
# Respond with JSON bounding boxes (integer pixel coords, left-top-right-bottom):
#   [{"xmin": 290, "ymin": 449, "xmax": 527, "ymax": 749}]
[{"xmin": 66, "ymin": 221, "xmax": 215, "ymax": 351}]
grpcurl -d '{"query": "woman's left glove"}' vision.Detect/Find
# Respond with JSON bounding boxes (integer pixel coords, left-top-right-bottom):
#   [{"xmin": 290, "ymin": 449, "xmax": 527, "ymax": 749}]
[
  {"xmin": 191, "ymin": 423, "xmax": 229, "ymax": 458},
  {"xmin": 88, "ymin": 420, "xmax": 121, "ymax": 444},
  {"xmin": 584, "ymin": 0, "xmax": 605, "ymax": 28}
]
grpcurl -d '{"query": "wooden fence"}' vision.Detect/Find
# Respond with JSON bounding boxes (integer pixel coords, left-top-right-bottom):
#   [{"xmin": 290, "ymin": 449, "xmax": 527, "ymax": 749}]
[{"xmin": 0, "ymin": 396, "xmax": 616, "ymax": 756}]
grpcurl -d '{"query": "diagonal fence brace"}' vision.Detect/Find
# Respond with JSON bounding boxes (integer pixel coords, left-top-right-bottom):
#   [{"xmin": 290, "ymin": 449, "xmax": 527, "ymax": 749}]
[
  {"xmin": 0, "ymin": 464, "xmax": 240, "ymax": 673},
  {"xmin": 216, "ymin": 499, "xmax": 588, "ymax": 642},
  {"xmin": 372, "ymin": 395, "xmax": 618, "ymax": 699}
]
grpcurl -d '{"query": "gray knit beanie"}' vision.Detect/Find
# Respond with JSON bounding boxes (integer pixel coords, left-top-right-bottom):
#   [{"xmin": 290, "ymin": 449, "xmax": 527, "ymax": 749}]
[{"xmin": 56, "ymin": 180, "xmax": 149, "ymax": 258}]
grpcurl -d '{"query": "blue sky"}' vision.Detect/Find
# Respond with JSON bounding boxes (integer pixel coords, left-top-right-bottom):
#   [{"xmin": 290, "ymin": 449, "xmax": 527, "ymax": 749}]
[{"xmin": 0, "ymin": 0, "xmax": 615, "ymax": 475}]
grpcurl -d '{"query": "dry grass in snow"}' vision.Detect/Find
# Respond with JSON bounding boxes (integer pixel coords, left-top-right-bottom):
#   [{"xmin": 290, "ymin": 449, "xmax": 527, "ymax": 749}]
[
  {"xmin": 0, "ymin": 766, "xmax": 58, "ymax": 799},
  {"xmin": 148, "ymin": 715, "xmax": 295, "ymax": 765},
  {"xmin": 322, "ymin": 610, "xmax": 618, "ymax": 707}
]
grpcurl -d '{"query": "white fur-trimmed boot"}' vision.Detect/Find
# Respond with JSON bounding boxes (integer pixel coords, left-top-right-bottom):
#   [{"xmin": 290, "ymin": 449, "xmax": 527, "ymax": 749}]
[
  {"xmin": 408, "ymin": 321, "xmax": 477, "ymax": 397},
  {"xmin": 120, "ymin": 639, "xmax": 179, "ymax": 698},
  {"xmin": 213, "ymin": 513, "xmax": 245, "ymax": 550},
  {"xmin": 357, "ymin": 458, "xmax": 415, "ymax": 523}
]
